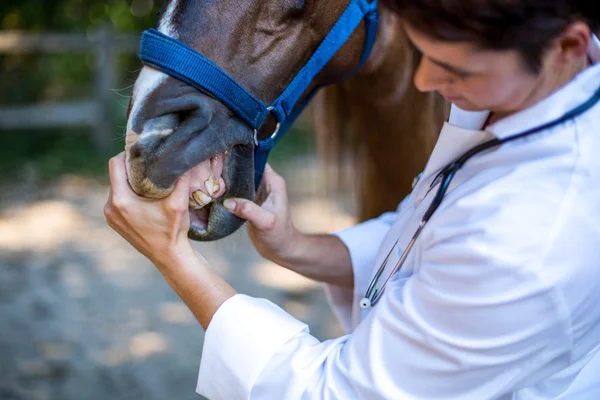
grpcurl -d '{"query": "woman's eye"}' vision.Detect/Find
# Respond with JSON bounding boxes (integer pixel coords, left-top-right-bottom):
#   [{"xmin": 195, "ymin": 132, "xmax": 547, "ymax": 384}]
[{"xmin": 452, "ymin": 69, "xmax": 473, "ymax": 80}]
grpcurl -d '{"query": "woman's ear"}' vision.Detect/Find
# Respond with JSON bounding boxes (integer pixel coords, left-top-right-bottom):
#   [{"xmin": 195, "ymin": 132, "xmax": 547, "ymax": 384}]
[{"xmin": 555, "ymin": 21, "xmax": 592, "ymax": 64}]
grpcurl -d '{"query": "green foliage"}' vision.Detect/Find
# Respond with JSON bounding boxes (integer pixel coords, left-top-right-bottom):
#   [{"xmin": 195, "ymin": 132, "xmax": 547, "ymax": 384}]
[
  {"xmin": 0, "ymin": 1, "xmax": 161, "ymax": 182},
  {"xmin": 1, "ymin": 0, "xmax": 160, "ymax": 105},
  {"xmin": 0, "ymin": 127, "xmax": 125, "ymax": 183},
  {"xmin": 0, "ymin": 0, "xmax": 160, "ymax": 32},
  {"xmin": 268, "ymin": 121, "xmax": 316, "ymax": 167}
]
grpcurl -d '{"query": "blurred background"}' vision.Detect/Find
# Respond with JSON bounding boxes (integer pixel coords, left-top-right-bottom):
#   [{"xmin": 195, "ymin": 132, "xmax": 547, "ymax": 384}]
[{"xmin": 0, "ymin": 1, "xmax": 356, "ymax": 399}]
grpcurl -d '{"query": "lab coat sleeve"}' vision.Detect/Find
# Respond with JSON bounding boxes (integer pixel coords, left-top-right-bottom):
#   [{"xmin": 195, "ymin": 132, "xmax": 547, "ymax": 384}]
[
  {"xmin": 196, "ymin": 213, "xmax": 572, "ymax": 399},
  {"xmin": 324, "ymin": 211, "xmax": 398, "ymax": 332}
]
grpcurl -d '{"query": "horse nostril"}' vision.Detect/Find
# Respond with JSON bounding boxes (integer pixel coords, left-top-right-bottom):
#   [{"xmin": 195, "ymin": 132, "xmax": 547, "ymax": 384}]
[
  {"xmin": 129, "ymin": 132, "xmax": 167, "ymax": 161},
  {"xmin": 129, "ymin": 141, "xmax": 146, "ymax": 159},
  {"xmin": 164, "ymin": 94, "xmax": 214, "ymax": 129},
  {"xmin": 177, "ymin": 110, "xmax": 196, "ymax": 127}
]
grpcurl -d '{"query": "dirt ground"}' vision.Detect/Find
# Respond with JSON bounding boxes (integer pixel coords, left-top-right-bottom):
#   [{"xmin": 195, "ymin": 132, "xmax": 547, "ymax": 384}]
[{"xmin": 0, "ymin": 157, "xmax": 356, "ymax": 400}]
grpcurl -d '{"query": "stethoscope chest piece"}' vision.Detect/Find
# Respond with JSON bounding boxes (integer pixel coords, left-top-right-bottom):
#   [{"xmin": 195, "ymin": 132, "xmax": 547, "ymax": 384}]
[{"xmin": 359, "ymin": 297, "xmax": 372, "ymax": 309}]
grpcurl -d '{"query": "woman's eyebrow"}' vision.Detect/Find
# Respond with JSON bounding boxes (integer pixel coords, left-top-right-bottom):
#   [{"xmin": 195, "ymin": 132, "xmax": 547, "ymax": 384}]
[{"xmin": 427, "ymin": 56, "xmax": 473, "ymax": 75}]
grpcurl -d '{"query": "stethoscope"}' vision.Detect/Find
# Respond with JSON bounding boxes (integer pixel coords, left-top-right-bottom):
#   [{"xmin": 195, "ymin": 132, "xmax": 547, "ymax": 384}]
[{"xmin": 360, "ymin": 84, "xmax": 600, "ymax": 309}]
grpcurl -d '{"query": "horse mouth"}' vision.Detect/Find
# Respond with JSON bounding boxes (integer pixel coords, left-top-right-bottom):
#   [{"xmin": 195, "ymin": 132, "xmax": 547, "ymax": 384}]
[
  {"xmin": 190, "ymin": 203, "xmax": 212, "ymax": 232},
  {"xmin": 126, "ymin": 138, "xmax": 253, "ymax": 242},
  {"xmin": 186, "ymin": 152, "xmax": 230, "ymax": 237}
]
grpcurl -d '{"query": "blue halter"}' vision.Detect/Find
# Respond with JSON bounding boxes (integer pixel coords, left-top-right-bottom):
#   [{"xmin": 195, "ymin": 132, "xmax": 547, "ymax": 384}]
[{"xmin": 139, "ymin": 0, "xmax": 380, "ymax": 188}]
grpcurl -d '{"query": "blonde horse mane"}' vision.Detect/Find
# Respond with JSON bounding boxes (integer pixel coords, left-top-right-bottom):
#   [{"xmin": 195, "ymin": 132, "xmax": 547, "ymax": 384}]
[{"xmin": 312, "ymin": 13, "xmax": 449, "ymax": 221}]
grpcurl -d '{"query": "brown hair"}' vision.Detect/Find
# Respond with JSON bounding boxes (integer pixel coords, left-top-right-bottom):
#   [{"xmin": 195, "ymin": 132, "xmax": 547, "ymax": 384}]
[{"xmin": 380, "ymin": 0, "xmax": 600, "ymax": 72}]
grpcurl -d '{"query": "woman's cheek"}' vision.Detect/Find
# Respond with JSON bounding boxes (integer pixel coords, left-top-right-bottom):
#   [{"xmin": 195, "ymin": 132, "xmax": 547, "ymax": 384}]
[{"xmin": 463, "ymin": 79, "xmax": 513, "ymax": 111}]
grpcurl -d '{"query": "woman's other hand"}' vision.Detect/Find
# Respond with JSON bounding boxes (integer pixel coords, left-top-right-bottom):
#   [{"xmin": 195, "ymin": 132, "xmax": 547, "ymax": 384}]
[{"xmin": 223, "ymin": 164, "xmax": 303, "ymax": 267}]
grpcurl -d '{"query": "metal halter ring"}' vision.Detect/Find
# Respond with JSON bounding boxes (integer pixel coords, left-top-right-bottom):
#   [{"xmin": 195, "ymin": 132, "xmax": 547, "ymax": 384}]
[{"xmin": 253, "ymin": 107, "xmax": 282, "ymax": 146}]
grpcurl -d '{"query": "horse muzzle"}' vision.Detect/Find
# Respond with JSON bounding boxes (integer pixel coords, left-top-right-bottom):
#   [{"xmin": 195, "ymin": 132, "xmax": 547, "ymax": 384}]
[{"xmin": 125, "ymin": 83, "xmax": 256, "ymax": 241}]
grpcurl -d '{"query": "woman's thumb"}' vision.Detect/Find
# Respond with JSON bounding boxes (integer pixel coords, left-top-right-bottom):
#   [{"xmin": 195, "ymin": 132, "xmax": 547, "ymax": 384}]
[{"xmin": 223, "ymin": 198, "xmax": 275, "ymax": 231}]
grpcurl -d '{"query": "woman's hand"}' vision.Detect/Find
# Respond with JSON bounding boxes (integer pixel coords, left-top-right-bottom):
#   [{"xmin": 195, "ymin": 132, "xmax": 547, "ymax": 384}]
[
  {"xmin": 223, "ymin": 164, "xmax": 303, "ymax": 267},
  {"xmin": 224, "ymin": 164, "xmax": 354, "ymax": 287},
  {"xmin": 103, "ymin": 152, "xmax": 195, "ymax": 271},
  {"xmin": 104, "ymin": 152, "xmax": 236, "ymax": 329}
]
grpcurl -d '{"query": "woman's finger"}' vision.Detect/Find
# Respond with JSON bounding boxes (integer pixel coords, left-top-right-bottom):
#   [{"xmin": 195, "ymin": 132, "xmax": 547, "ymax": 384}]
[
  {"xmin": 104, "ymin": 187, "xmax": 114, "ymax": 216},
  {"xmin": 108, "ymin": 152, "xmax": 132, "ymax": 197},
  {"xmin": 262, "ymin": 164, "xmax": 284, "ymax": 190},
  {"xmin": 165, "ymin": 170, "xmax": 193, "ymax": 214},
  {"xmin": 261, "ymin": 164, "xmax": 287, "ymax": 208},
  {"xmin": 263, "ymin": 163, "xmax": 277, "ymax": 179},
  {"xmin": 255, "ymin": 164, "xmax": 276, "ymax": 205},
  {"xmin": 224, "ymin": 198, "xmax": 276, "ymax": 231},
  {"xmin": 172, "ymin": 170, "xmax": 192, "ymax": 198}
]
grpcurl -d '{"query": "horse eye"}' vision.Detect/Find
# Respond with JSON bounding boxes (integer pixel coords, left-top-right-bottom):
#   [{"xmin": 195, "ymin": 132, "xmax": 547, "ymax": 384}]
[
  {"xmin": 293, "ymin": 0, "xmax": 306, "ymax": 10},
  {"xmin": 287, "ymin": 0, "xmax": 306, "ymax": 17}
]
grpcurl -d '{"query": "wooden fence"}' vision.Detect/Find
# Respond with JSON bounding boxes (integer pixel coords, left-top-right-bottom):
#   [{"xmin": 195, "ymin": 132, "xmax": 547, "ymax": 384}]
[{"xmin": 0, "ymin": 26, "xmax": 139, "ymax": 151}]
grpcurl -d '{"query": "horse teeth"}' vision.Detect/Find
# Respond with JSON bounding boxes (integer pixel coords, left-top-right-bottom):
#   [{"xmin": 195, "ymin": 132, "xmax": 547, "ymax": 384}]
[
  {"xmin": 205, "ymin": 176, "xmax": 216, "ymax": 196},
  {"xmin": 213, "ymin": 178, "xmax": 224, "ymax": 195},
  {"xmin": 189, "ymin": 199, "xmax": 205, "ymax": 210},
  {"xmin": 193, "ymin": 190, "xmax": 212, "ymax": 207}
]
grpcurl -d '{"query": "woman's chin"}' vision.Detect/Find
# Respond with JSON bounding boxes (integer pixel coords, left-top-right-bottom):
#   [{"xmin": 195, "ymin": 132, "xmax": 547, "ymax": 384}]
[{"xmin": 445, "ymin": 97, "xmax": 487, "ymax": 112}]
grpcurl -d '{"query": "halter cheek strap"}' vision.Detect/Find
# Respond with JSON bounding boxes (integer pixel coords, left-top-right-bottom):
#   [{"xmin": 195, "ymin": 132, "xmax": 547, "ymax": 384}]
[{"xmin": 139, "ymin": 0, "xmax": 380, "ymax": 188}]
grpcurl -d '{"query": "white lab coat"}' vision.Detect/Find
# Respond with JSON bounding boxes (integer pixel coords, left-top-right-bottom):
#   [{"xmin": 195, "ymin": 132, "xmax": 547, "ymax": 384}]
[{"xmin": 196, "ymin": 37, "xmax": 600, "ymax": 400}]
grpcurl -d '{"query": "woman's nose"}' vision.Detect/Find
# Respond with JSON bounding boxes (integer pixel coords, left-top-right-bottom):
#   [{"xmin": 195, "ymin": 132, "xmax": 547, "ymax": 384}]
[{"xmin": 414, "ymin": 57, "xmax": 452, "ymax": 93}]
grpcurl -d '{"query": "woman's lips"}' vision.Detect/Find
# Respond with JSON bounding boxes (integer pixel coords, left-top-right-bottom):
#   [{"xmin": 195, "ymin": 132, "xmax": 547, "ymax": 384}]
[{"xmin": 443, "ymin": 94, "xmax": 462, "ymax": 102}]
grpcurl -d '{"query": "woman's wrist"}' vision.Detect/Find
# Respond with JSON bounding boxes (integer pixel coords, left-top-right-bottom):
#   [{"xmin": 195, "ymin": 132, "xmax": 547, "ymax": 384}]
[
  {"xmin": 276, "ymin": 230, "xmax": 309, "ymax": 270},
  {"xmin": 156, "ymin": 244, "xmax": 237, "ymax": 330},
  {"xmin": 275, "ymin": 233, "xmax": 354, "ymax": 287},
  {"xmin": 152, "ymin": 241, "xmax": 198, "ymax": 273}
]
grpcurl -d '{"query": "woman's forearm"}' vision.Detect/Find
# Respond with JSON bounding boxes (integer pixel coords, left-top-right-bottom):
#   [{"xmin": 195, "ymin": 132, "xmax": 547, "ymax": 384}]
[
  {"xmin": 158, "ymin": 249, "xmax": 237, "ymax": 330},
  {"xmin": 157, "ymin": 235, "xmax": 351, "ymax": 331},
  {"xmin": 278, "ymin": 233, "xmax": 354, "ymax": 288}
]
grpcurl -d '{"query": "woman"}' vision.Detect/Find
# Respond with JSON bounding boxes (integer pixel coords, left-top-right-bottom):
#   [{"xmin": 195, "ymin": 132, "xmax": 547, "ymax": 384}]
[{"xmin": 105, "ymin": 0, "xmax": 600, "ymax": 398}]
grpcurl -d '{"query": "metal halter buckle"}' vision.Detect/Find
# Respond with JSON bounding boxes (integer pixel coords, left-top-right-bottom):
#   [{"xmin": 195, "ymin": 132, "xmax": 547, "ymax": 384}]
[{"xmin": 253, "ymin": 106, "xmax": 282, "ymax": 146}]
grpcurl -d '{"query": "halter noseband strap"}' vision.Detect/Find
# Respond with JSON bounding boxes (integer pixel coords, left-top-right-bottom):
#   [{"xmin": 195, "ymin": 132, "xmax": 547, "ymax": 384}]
[{"xmin": 139, "ymin": 0, "xmax": 380, "ymax": 188}]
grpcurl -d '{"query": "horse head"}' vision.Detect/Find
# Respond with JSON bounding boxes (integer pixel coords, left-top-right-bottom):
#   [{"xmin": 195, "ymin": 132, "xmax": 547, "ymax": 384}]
[{"xmin": 125, "ymin": 0, "xmax": 381, "ymax": 241}]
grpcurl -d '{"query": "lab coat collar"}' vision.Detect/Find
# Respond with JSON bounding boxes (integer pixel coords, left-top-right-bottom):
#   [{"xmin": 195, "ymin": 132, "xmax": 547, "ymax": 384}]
[
  {"xmin": 487, "ymin": 34, "xmax": 600, "ymax": 140},
  {"xmin": 588, "ymin": 34, "xmax": 600, "ymax": 65}
]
